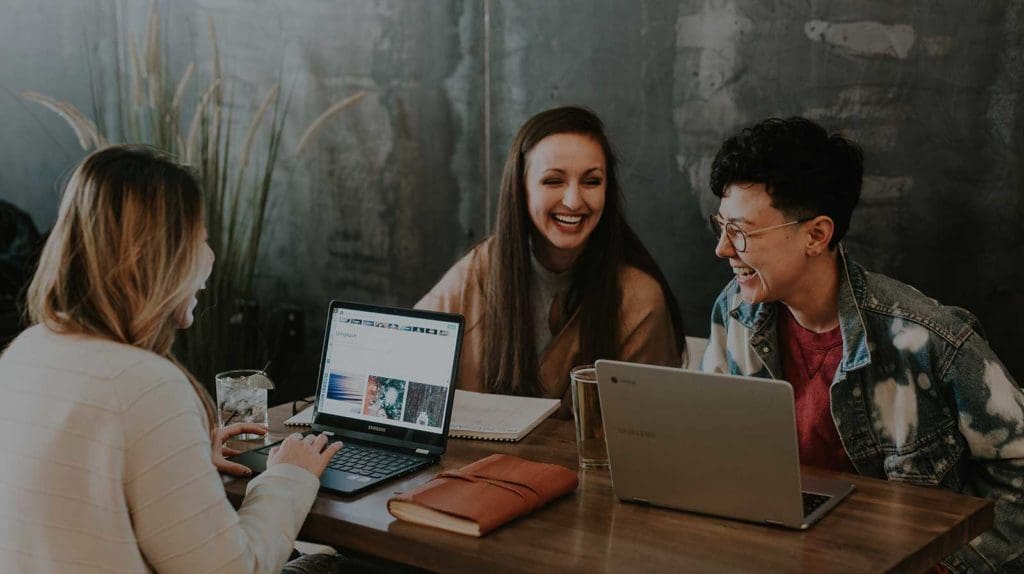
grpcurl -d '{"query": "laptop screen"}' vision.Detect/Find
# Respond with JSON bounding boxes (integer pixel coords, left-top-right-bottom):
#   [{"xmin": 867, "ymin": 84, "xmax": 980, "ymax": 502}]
[{"xmin": 312, "ymin": 301, "xmax": 463, "ymax": 450}]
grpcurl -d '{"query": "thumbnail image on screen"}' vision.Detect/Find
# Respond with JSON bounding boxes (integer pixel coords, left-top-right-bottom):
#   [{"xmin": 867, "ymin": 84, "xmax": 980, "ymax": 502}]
[
  {"xmin": 402, "ymin": 382, "xmax": 447, "ymax": 427},
  {"xmin": 362, "ymin": 376, "xmax": 406, "ymax": 420}
]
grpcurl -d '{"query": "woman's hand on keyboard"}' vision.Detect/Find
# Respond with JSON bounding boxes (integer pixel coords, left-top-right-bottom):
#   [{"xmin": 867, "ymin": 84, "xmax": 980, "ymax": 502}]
[
  {"xmin": 267, "ymin": 432, "xmax": 344, "ymax": 477},
  {"xmin": 212, "ymin": 422, "xmax": 268, "ymax": 477}
]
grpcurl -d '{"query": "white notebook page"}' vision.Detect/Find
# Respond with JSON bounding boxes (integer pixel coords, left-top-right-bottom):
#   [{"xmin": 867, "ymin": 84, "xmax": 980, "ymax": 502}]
[{"xmin": 449, "ymin": 390, "xmax": 560, "ymax": 440}]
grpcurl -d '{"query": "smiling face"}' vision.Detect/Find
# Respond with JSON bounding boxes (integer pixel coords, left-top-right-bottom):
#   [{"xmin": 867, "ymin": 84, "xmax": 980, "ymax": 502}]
[
  {"xmin": 524, "ymin": 132, "xmax": 607, "ymax": 272},
  {"xmin": 176, "ymin": 225, "xmax": 215, "ymax": 329},
  {"xmin": 714, "ymin": 182, "xmax": 811, "ymax": 305}
]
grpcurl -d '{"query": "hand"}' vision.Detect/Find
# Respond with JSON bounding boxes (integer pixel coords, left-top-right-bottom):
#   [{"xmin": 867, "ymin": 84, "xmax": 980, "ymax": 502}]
[
  {"xmin": 211, "ymin": 423, "xmax": 267, "ymax": 477},
  {"xmin": 267, "ymin": 432, "xmax": 344, "ymax": 478}
]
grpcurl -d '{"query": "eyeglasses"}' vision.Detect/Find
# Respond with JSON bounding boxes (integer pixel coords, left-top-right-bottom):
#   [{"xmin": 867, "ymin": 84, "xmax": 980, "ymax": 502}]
[{"xmin": 708, "ymin": 214, "xmax": 811, "ymax": 253}]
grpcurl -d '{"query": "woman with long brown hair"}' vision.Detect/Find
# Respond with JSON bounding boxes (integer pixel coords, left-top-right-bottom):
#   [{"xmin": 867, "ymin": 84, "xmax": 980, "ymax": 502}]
[
  {"xmin": 417, "ymin": 106, "xmax": 684, "ymax": 415},
  {"xmin": 0, "ymin": 145, "xmax": 342, "ymax": 573}
]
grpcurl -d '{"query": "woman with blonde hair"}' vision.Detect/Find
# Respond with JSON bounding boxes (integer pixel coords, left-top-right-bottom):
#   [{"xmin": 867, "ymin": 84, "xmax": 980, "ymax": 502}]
[{"xmin": 0, "ymin": 145, "xmax": 343, "ymax": 573}]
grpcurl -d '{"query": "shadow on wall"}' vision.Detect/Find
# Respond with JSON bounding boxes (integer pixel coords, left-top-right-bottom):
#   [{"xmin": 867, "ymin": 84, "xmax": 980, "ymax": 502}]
[{"xmin": 0, "ymin": 200, "xmax": 43, "ymax": 350}]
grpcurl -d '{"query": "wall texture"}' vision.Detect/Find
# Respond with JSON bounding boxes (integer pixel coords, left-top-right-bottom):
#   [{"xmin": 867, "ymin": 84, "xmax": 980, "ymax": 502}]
[{"xmin": 2, "ymin": 1, "xmax": 1022, "ymax": 393}]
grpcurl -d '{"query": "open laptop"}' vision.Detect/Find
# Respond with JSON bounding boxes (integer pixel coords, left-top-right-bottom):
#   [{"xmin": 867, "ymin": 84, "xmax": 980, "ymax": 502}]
[
  {"xmin": 231, "ymin": 300, "xmax": 464, "ymax": 495},
  {"xmin": 595, "ymin": 360, "xmax": 854, "ymax": 529}
]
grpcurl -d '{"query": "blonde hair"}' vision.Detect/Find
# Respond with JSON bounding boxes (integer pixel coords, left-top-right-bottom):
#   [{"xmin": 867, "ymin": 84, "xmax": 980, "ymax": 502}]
[{"xmin": 28, "ymin": 145, "xmax": 216, "ymax": 427}]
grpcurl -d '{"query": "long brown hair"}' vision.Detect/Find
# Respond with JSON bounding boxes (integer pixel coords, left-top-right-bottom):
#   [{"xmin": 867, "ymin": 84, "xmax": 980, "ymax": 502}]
[
  {"xmin": 27, "ymin": 145, "xmax": 217, "ymax": 427},
  {"xmin": 483, "ymin": 106, "xmax": 685, "ymax": 395}
]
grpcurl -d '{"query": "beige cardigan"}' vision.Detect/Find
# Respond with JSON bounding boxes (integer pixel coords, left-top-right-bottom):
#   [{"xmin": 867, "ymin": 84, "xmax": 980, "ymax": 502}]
[
  {"xmin": 416, "ymin": 238, "xmax": 681, "ymax": 417},
  {"xmin": 0, "ymin": 325, "xmax": 320, "ymax": 573}
]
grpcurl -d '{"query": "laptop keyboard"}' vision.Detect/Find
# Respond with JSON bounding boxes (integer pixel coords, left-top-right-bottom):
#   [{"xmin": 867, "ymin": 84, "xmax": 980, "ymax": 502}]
[
  {"xmin": 802, "ymin": 492, "xmax": 832, "ymax": 517},
  {"xmin": 325, "ymin": 443, "xmax": 424, "ymax": 478},
  {"xmin": 253, "ymin": 441, "xmax": 424, "ymax": 479}
]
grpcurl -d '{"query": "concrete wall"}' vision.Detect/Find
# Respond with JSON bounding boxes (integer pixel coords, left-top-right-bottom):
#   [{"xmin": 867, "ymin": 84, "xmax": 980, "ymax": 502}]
[{"xmin": 2, "ymin": 1, "xmax": 1022, "ymax": 390}]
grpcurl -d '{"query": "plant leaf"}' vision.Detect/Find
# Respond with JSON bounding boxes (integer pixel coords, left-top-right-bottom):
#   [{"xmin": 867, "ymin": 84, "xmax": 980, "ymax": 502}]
[
  {"xmin": 185, "ymin": 79, "xmax": 219, "ymax": 163},
  {"xmin": 171, "ymin": 61, "xmax": 194, "ymax": 113},
  {"xmin": 238, "ymin": 84, "xmax": 279, "ymax": 171},
  {"xmin": 295, "ymin": 91, "xmax": 366, "ymax": 155},
  {"xmin": 20, "ymin": 91, "xmax": 106, "ymax": 150},
  {"xmin": 128, "ymin": 34, "xmax": 144, "ymax": 108}
]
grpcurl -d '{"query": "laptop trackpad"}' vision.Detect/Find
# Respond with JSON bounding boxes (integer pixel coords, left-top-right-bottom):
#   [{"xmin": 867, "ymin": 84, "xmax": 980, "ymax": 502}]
[{"xmin": 321, "ymin": 471, "xmax": 372, "ymax": 491}]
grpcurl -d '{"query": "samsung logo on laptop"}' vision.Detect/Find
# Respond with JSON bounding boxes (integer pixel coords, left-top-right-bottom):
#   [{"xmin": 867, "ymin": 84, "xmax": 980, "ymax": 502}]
[
  {"xmin": 367, "ymin": 425, "xmax": 387, "ymax": 433},
  {"xmin": 617, "ymin": 427, "xmax": 656, "ymax": 439}
]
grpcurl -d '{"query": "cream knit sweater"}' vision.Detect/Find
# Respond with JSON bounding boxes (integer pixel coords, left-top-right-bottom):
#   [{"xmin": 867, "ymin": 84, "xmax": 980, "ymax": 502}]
[{"xmin": 0, "ymin": 325, "xmax": 320, "ymax": 573}]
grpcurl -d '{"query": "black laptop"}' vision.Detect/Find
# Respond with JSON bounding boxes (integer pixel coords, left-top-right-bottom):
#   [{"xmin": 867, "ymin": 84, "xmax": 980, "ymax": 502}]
[{"xmin": 231, "ymin": 300, "xmax": 464, "ymax": 494}]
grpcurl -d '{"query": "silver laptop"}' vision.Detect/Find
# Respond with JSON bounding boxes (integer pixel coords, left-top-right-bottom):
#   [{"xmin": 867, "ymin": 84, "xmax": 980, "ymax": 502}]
[{"xmin": 595, "ymin": 360, "xmax": 854, "ymax": 529}]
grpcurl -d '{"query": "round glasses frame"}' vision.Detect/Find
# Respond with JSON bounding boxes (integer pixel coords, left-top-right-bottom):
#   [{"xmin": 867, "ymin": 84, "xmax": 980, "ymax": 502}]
[{"xmin": 708, "ymin": 214, "xmax": 812, "ymax": 253}]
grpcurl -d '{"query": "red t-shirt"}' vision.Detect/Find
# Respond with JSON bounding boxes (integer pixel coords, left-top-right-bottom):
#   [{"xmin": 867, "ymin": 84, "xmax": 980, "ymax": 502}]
[{"xmin": 777, "ymin": 306, "xmax": 856, "ymax": 473}]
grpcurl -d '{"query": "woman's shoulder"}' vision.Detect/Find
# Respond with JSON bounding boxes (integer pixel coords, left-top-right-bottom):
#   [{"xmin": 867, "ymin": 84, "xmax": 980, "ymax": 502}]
[
  {"xmin": 5, "ymin": 325, "xmax": 178, "ymax": 376},
  {"xmin": 417, "ymin": 237, "xmax": 493, "ymax": 310},
  {"xmin": 448, "ymin": 237, "xmax": 494, "ymax": 279},
  {"xmin": 2, "ymin": 324, "xmax": 191, "ymax": 409},
  {"xmin": 617, "ymin": 265, "xmax": 670, "ymax": 313}
]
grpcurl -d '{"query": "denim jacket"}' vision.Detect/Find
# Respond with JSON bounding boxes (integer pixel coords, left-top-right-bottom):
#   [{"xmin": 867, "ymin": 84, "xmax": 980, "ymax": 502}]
[{"xmin": 701, "ymin": 247, "xmax": 1024, "ymax": 573}]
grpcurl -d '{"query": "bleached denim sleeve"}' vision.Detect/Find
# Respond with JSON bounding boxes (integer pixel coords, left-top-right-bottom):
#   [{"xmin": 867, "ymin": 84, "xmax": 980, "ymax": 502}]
[
  {"xmin": 941, "ymin": 331, "xmax": 1024, "ymax": 573},
  {"xmin": 700, "ymin": 285, "xmax": 734, "ymax": 374}
]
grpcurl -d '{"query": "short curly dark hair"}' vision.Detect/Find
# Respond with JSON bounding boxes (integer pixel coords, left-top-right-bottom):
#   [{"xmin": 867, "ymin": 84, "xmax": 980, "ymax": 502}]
[{"xmin": 709, "ymin": 117, "xmax": 863, "ymax": 249}]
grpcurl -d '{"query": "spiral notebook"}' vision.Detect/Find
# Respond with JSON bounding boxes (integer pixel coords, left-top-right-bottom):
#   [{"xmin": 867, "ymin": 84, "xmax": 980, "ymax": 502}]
[
  {"xmin": 283, "ymin": 405, "xmax": 315, "ymax": 426},
  {"xmin": 285, "ymin": 390, "xmax": 560, "ymax": 441},
  {"xmin": 448, "ymin": 390, "xmax": 561, "ymax": 442}
]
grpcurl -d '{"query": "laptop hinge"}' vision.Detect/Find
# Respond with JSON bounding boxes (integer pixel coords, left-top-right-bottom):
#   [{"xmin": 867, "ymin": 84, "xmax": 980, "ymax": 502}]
[{"xmin": 632, "ymin": 497, "xmax": 650, "ymax": 505}]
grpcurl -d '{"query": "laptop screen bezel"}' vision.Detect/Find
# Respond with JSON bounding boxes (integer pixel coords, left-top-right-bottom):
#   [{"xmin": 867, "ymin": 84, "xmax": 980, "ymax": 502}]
[{"xmin": 309, "ymin": 300, "xmax": 464, "ymax": 455}]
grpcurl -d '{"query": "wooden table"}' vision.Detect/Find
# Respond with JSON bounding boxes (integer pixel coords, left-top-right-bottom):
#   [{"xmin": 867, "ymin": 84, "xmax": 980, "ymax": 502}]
[{"xmin": 224, "ymin": 403, "xmax": 993, "ymax": 573}]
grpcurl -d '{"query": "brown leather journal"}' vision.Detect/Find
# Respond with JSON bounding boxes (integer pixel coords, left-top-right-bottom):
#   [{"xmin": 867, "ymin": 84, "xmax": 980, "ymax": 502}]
[{"xmin": 387, "ymin": 454, "xmax": 578, "ymax": 536}]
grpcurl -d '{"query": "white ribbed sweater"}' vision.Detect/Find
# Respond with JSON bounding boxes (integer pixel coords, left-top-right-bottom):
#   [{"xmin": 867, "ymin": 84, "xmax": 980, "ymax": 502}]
[{"xmin": 0, "ymin": 325, "xmax": 320, "ymax": 573}]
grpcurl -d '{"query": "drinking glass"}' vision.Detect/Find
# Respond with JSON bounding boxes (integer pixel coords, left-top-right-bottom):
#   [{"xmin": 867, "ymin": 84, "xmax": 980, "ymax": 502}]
[
  {"xmin": 215, "ymin": 369, "xmax": 274, "ymax": 440},
  {"xmin": 570, "ymin": 364, "xmax": 608, "ymax": 469}
]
